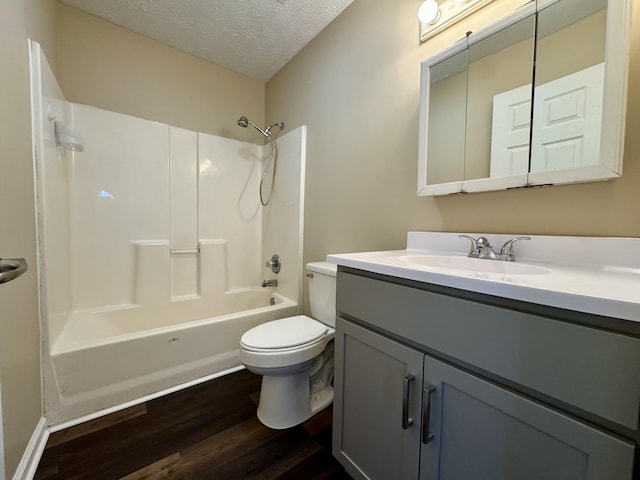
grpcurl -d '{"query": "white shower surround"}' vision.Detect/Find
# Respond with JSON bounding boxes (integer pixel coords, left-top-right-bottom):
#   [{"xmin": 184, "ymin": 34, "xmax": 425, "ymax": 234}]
[
  {"xmin": 31, "ymin": 42, "xmax": 306, "ymax": 424},
  {"xmin": 66, "ymin": 104, "xmax": 274, "ymax": 316}
]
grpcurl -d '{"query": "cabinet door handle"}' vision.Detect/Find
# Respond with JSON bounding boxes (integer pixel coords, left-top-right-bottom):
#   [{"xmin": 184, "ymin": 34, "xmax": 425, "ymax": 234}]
[
  {"xmin": 422, "ymin": 384, "xmax": 437, "ymax": 444},
  {"xmin": 402, "ymin": 374, "xmax": 415, "ymax": 429}
]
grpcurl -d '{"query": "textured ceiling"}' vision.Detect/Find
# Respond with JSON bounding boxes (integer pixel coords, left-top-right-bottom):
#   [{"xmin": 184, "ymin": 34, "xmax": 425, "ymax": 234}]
[{"xmin": 59, "ymin": 0, "xmax": 354, "ymax": 82}]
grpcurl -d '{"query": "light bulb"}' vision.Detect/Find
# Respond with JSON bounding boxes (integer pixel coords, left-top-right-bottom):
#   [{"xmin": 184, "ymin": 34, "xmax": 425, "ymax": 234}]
[{"xmin": 418, "ymin": 0, "xmax": 440, "ymax": 25}]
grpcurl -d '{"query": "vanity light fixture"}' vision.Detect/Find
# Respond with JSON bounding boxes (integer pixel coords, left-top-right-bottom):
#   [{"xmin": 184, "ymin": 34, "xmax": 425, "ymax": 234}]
[
  {"xmin": 418, "ymin": 0, "xmax": 494, "ymax": 43},
  {"xmin": 418, "ymin": 0, "xmax": 440, "ymax": 24}
]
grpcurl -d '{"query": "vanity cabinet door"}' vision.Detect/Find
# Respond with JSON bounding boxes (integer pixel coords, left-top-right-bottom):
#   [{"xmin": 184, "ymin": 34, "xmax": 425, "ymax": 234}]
[
  {"xmin": 333, "ymin": 318, "xmax": 423, "ymax": 480},
  {"xmin": 420, "ymin": 356, "xmax": 635, "ymax": 480}
]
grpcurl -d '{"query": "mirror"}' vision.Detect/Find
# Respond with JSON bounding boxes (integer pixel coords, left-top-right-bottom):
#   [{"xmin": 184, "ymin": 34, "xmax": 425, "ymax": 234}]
[
  {"xmin": 467, "ymin": 12, "xmax": 535, "ymax": 182},
  {"xmin": 425, "ymin": 45, "xmax": 468, "ymax": 189},
  {"xmin": 418, "ymin": 0, "xmax": 631, "ymax": 196},
  {"xmin": 529, "ymin": 0, "xmax": 609, "ymax": 181}
]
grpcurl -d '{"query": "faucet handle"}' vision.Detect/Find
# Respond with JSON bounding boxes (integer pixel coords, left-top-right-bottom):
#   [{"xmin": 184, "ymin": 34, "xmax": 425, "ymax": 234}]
[
  {"xmin": 499, "ymin": 236, "xmax": 531, "ymax": 261},
  {"xmin": 265, "ymin": 254, "xmax": 281, "ymax": 274},
  {"xmin": 458, "ymin": 234, "xmax": 480, "ymax": 257}
]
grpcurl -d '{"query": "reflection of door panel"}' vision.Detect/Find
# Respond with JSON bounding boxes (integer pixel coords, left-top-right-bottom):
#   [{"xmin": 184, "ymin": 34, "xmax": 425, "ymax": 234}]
[
  {"xmin": 531, "ymin": 63, "xmax": 604, "ymax": 172},
  {"xmin": 490, "ymin": 85, "xmax": 531, "ymax": 177}
]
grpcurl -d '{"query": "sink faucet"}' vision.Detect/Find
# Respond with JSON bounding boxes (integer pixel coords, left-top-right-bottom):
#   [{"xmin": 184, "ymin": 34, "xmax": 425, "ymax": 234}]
[
  {"xmin": 459, "ymin": 235, "xmax": 530, "ymax": 262},
  {"xmin": 261, "ymin": 279, "xmax": 278, "ymax": 287},
  {"xmin": 459, "ymin": 235, "xmax": 497, "ymax": 259}
]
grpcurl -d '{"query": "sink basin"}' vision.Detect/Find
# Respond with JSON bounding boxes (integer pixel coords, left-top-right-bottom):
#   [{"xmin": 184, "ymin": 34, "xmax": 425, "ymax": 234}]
[
  {"xmin": 0, "ymin": 258, "xmax": 28, "ymax": 284},
  {"xmin": 398, "ymin": 255, "xmax": 550, "ymax": 275}
]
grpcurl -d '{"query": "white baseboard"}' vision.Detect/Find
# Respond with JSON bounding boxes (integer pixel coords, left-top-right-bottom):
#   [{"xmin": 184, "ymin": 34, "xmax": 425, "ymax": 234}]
[{"xmin": 11, "ymin": 417, "xmax": 48, "ymax": 480}]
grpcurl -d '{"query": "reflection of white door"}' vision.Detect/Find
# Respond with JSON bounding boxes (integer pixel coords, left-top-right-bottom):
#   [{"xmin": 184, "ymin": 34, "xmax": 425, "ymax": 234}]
[
  {"xmin": 530, "ymin": 63, "xmax": 604, "ymax": 172},
  {"xmin": 490, "ymin": 85, "xmax": 531, "ymax": 177}
]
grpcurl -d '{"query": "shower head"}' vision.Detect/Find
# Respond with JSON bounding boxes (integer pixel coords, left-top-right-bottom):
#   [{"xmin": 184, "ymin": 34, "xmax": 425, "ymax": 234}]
[
  {"xmin": 236, "ymin": 116, "xmax": 284, "ymax": 139},
  {"xmin": 236, "ymin": 115, "xmax": 269, "ymax": 138}
]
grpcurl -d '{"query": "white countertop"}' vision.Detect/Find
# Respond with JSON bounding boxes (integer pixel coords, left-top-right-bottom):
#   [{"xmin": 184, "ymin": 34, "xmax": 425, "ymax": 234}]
[{"xmin": 327, "ymin": 232, "xmax": 640, "ymax": 323}]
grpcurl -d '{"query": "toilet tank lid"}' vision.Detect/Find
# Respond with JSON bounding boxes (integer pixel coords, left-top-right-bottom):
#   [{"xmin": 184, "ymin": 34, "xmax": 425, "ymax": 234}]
[{"xmin": 306, "ymin": 261, "xmax": 337, "ymax": 276}]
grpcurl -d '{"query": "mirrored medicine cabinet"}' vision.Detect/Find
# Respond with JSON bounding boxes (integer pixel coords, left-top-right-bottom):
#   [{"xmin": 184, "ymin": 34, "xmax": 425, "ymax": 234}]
[{"xmin": 417, "ymin": 0, "xmax": 632, "ymax": 196}]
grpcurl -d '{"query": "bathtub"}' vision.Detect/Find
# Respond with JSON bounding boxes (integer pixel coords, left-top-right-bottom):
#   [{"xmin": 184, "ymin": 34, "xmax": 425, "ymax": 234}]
[{"xmin": 50, "ymin": 290, "xmax": 297, "ymax": 410}]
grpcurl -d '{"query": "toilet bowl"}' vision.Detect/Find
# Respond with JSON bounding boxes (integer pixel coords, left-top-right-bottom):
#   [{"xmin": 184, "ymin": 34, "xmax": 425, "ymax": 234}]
[{"xmin": 239, "ymin": 261, "xmax": 337, "ymax": 429}]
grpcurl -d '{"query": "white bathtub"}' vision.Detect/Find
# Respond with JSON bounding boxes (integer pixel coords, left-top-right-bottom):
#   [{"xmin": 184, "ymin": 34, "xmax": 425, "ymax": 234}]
[{"xmin": 50, "ymin": 290, "xmax": 297, "ymax": 408}]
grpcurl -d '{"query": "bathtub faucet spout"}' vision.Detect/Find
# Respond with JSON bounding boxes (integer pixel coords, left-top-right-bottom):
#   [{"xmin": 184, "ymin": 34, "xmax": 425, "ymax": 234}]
[{"xmin": 261, "ymin": 279, "xmax": 278, "ymax": 287}]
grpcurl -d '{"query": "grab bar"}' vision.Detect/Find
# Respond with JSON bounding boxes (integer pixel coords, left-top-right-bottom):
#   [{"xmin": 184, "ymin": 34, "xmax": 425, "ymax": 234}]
[{"xmin": 170, "ymin": 248, "xmax": 200, "ymax": 254}]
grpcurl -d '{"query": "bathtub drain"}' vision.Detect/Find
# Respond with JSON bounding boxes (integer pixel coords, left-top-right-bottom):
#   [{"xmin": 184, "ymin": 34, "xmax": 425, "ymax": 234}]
[{"xmin": 270, "ymin": 297, "xmax": 276, "ymax": 306}]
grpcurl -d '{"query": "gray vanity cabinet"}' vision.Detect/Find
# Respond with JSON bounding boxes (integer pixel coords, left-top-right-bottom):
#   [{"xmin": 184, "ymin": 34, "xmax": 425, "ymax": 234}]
[
  {"xmin": 420, "ymin": 356, "xmax": 634, "ymax": 480},
  {"xmin": 333, "ymin": 318, "xmax": 423, "ymax": 479},
  {"xmin": 332, "ymin": 268, "xmax": 638, "ymax": 480}
]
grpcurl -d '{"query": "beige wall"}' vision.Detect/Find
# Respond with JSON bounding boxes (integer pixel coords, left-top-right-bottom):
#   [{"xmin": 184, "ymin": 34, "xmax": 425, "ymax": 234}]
[
  {"xmin": 56, "ymin": 3, "xmax": 266, "ymax": 142},
  {"xmin": 266, "ymin": 0, "xmax": 640, "ymax": 314},
  {"xmin": 0, "ymin": 1, "xmax": 58, "ymax": 477}
]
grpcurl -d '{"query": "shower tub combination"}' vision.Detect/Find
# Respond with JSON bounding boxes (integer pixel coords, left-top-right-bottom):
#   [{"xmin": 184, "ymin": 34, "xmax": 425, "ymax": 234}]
[
  {"xmin": 51, "ymin": 291, "xmax": 298, "ymax": 409},
  {"xmin": 32, "ymin": 41, "xmax": 305, "ymax": 422}
]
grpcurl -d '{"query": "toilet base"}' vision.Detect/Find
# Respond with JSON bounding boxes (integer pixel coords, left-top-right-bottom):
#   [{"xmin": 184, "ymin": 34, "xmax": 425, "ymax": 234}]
[
  {"xmin": 257, "ymin": 372, "xmax": 334, "ymax": 430},
  {"xmin": 310, "ymin": 385, "xmax": 334, "ymax": 415}
]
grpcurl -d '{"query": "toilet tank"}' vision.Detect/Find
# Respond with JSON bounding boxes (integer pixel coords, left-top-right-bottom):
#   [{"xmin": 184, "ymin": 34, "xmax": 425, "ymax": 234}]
[{"xmin": 307, "ymin": 261, "xmax": 337, "ymax": 327}]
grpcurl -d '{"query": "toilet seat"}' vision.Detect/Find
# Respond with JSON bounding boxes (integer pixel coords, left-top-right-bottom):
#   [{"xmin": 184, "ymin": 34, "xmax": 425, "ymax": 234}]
[{"xmin": 240, "ymin": 315, "xmax": 328, "ymax": 352}]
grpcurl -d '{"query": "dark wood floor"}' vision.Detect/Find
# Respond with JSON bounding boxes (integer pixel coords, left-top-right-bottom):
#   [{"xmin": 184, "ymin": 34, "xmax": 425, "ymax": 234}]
[{"xmin": 35, "ymin": 369, "xmax": 350, "ymax": 479}]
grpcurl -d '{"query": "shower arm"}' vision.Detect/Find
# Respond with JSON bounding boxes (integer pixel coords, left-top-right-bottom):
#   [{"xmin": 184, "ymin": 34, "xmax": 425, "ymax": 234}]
[{"xmin": 265, "ymin": 122, "xmax": 285, "ymax": 136}]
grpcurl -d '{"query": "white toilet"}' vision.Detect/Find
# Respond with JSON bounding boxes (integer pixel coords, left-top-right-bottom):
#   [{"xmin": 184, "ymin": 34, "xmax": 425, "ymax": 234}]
[{"xmin": 239, "ymin": 261, "xmax": 337, "ymax": 429}]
